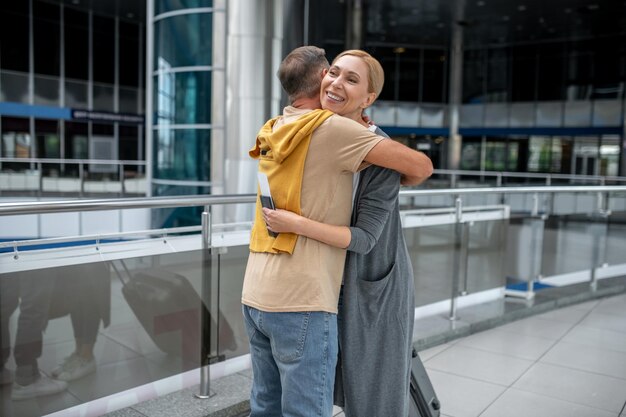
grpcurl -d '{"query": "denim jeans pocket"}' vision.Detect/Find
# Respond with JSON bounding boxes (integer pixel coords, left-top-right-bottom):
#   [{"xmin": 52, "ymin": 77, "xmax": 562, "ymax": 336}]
[{"xmin": 268, "ymin": 312, "xmax": 311, "ymax": 363}]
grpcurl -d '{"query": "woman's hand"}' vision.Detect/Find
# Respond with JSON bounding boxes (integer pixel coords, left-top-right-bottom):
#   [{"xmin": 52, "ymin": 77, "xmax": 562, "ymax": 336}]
[
  {"xmin": 262, "ymin": 207, "xmax": 304, "ymax": 234},
  {"xmin": 263, "ymin": 207, "xmax": 352, "ymax": 248}
]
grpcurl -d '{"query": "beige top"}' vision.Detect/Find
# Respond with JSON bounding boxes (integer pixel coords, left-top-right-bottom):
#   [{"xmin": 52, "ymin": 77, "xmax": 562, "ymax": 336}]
[{"xmin": 241, "ymin": 107, "xmax": 383, "ymax": 313}]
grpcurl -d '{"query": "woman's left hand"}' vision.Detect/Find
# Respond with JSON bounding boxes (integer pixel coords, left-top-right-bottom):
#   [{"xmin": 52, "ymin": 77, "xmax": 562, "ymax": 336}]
[{"xmin": 262, "ymin": 208, "xmax": 303, "ymax": 234}]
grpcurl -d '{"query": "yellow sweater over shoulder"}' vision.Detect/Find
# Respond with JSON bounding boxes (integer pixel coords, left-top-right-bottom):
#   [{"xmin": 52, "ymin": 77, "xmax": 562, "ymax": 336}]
[{"xmin": 249, "ymin": 109, "xmax": 334, "ymax": 254}]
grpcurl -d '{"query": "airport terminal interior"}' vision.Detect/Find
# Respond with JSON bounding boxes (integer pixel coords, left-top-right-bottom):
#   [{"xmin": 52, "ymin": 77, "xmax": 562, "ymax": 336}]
[{"xmin": 0, "ymin": 0, "xmax": 625, "ymax": 416}]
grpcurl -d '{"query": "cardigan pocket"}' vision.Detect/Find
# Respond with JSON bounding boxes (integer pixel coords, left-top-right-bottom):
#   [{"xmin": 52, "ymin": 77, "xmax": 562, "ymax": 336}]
[{"xmin": 356, "ymin": 262, "xmax": 396, "ymax": 327}]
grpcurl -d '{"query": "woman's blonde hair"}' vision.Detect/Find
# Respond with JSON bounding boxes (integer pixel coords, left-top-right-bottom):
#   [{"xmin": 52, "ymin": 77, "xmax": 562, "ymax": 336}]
[{"xmin": 333, "ymin": 49, "xmax": 385, "ymax": 98}]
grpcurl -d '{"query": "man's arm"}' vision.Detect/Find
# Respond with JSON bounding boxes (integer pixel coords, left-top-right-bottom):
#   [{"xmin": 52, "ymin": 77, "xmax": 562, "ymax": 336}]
[{"xmin": 363, "ymin": 139, "xmax": 433, "ymax": 185}]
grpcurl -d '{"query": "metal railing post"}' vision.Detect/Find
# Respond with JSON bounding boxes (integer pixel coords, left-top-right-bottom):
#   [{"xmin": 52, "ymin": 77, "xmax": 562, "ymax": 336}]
[
  {"xmin": 38, "ymin": 162, "xmax": 43, "ymax": 197},
  {"xmin": 196, "ymin": 205, "xmax": 214, "ymax": 399},
  {"xmin": 79, "ymin": 163, "xmax": 85, "ymax": 197},
  {"xmin": 589, "ymin": 192, "xmax": 610, "ymax": 292},
  {"xmin": 531, "ymin": 192, "xmax": 539, "ymax": 217},
  {"xmin": 460, "ymin": 221, "xmax": 471, "ymax": 296},
  {"xmin": 119, "ymin": 164, "xmax": 125, "ymax": 197},
  {"xmin": 449, "ymin": 197, "xmax": 463, "ymax": 321}
]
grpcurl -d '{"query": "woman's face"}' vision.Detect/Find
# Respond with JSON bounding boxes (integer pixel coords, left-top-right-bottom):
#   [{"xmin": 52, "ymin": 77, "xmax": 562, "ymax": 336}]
[{"xmin": 320, "ymin": 55, "xmax": 376, "ymax": 122}]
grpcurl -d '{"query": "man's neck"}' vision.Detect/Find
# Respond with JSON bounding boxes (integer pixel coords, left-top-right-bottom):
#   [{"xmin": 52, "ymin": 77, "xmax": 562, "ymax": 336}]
[{"xmin": 291, "ymin": 96, "xmax": 322, "ymax": 110}]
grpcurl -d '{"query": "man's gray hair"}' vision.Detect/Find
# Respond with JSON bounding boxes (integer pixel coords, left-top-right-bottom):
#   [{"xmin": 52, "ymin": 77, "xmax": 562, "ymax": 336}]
[{"xmin": 277, "ymin": 46, "xmax": 329, "ymax": 103}]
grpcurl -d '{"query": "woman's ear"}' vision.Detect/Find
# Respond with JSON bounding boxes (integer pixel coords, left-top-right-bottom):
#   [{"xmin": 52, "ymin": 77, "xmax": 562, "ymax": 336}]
[{"xmin": 361, "ymin": 92, "xmax": 377, "ymax": 109}]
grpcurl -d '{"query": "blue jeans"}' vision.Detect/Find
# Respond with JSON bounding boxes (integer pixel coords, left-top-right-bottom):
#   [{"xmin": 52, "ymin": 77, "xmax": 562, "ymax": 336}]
[{"xmin": 242, "ymin": 305, "xmax": 338, "ymax": 417}]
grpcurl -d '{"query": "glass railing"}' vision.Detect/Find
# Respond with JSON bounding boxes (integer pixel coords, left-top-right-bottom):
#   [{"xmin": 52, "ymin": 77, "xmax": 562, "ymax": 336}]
[{"xmin": 0, "ymin": 186, "xmax": 625, "ymax": 416}]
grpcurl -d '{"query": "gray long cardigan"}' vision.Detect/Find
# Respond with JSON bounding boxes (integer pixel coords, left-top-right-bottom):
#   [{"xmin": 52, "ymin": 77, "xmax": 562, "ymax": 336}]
[{"xmin": 334, "ymin": 129, "xmax": 416, "ymax": 417}]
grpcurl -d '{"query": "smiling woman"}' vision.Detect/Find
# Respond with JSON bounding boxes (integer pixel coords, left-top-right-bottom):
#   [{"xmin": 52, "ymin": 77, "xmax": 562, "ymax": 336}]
[{"xmin": 320, "ymin": 51, "xmax": 384, "ymax": 123}]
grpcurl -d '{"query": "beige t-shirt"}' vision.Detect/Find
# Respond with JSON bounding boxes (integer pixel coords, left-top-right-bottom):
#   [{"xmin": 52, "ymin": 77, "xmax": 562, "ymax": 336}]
[{"xmin": 241, "ymin": 107, "xmax": 384, "ymax": 314}]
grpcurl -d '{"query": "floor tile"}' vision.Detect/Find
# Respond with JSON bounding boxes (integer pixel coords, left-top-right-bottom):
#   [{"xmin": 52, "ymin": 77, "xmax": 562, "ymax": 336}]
[
  {"xmin": 534, "ymin": 304, "xmax": 591, "ymax": 324},
  {"xmin": 513, "ymin": 362, "xmax": 626, "ymax": 413},
  {"xmin": 333, "ymin": 405, "xmax": 344, "ymax": 416},
  {"xmin": 456, "ymin": 327, "xmax": 556, "ymax": 360},
  {"xmin": 562, "ymin": 324, "xmax": 626, "ymax": 354},
  {"xmin": 99, "ymin": 409, "xmax": 147, "ymax": 417},
  {"xmin": 567, "ymin": 299, "xmax": 601, "ymax": 311},
  {"xmin": 427, "ymin": 369, "xmax": 506, "ymax": 417},
  {"xmin": 424, "ymin": 344, "xmax": 533, "ymax": 386},
  {"xmin": 541, "ymin": 340, "xmax": 626, "ymax": 380},
  {"xmin": 496, "ymin": 316, "xmax": 576, "ymax": 340},
  {"xmin": 480, "ymin": 388, "xmax": 618, "ymax": 417},
  {"xmin": 418, "ymin": 343, "xmax": 454, "ymax": 361},
  {"xmin": 593, "ymin": 294, "xmax": 626, "ymax": 316},
  {"xmin": 578, "ymin": 311, "xmax": 626, "ymax": 335}
]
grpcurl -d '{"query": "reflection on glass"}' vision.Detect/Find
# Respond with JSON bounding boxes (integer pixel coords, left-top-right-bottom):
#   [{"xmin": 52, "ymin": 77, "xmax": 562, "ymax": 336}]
[
  {"xmin": 154, "ymin": 13, "xmax": 213, "ymax": 68},
  {"xmin": 154, "ymin": 128, "xmax": 210, "ymax": 181},
  {"xmin": 72, "ymin": 136, "xmax": 88, "ymax": 159},
  {"xmin": 154, "ymin": 66, "xmax": 212, "ymax": 126},
  {"xmin": 93, "ymin": 84, "xmax": 115, "ymax": 112},
  {"xmin": 0, "ymin": 263, "xmax": 109, "ymax": 407},
  {"xmin": 461, "ymin": 141, "xmax": 481, "ymax": 170},
  {"xmin": 0, "ymin": 71, "xmax": 29, "ymax": 103},
  {"xmin": 528, "ymin": 136, "xmax": 565, "ymax": 173},
  {"xmin": 155, "ymin": 0, "xmax": 214, "ymax": 19},
  {"xmin": 599, "ymin": 135, "xmax": 620, "ymax": 177},
  {"xmin": 573, "ymin": 136, "xmax": 599, "ymax": 176},
  {"xmin": 1, "ymin": 133, "xmax": 31, "ymax": 158},
  {"xmin": 36, "ymin": 134, "xmax": 60, "ymax": 159},
  {"xmin": 485, "ymin": 142, "xmax": 506, "ymax": 171},
  {"xmin": 65, "ymin": 80, "xmax": 88, "ymax": 108}
]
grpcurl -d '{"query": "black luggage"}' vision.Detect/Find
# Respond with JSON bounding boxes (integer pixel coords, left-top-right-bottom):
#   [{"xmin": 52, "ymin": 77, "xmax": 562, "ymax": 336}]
[
  {"xmin": 409, "ymin": 348, "xmax": 441, "ymax": 417},
  {"xmin": 111, "ymin": 261, "xmax": 208, "ymax": 364}
]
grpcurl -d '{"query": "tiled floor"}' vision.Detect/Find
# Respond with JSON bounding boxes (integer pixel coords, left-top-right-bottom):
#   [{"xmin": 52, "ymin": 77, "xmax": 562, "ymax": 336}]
[{"xmin": 333, "ymin": 293, "xmax": 626, "ymax": 417}]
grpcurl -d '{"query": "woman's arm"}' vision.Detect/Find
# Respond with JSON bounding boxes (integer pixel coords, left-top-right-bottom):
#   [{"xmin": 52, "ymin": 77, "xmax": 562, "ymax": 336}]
[
  {"xmin": 263, "ymin": 166, "xmax": 399, "ymax": 254},
  {"xmin": 347, "ymin": 167, "xmax": 399, "ymax": 254},
  {"xmin": 262, "ymin": 208, "xmax": 352, "ymax": 249}
]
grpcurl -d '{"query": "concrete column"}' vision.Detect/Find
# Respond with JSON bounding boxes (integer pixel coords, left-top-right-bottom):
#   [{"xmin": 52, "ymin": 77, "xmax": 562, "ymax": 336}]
[
  {"xmin": 223, "ymin": 0, "xmax": 283, "ymax": 222},
  {"xmin": 346, "ymin": 0, "xmax": 363, "ymax": 50},
  {"xmin": 447, "ymin": 0, "xmax": 465, "ymax": 171},
  {"xmin": 621, "ymin": 100, "xmax": 626, "ymax": 176}
]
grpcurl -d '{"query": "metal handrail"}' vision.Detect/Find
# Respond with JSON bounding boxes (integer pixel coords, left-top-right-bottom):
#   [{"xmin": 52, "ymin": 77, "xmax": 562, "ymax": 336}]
[
  {"xmin": 0, "ymin": 225, "xmax": 202, "ymax": 250},
  {"xmin": 433, "ymin": 168, "xmax": 626, "ymax": 183},
  {"xmin": 2, "ymin": 186, "xmax": 626, "ymax": 216},
  {"xmin": 0, "ymin": 221, "xmax": 254, "ymax": 251},
  {"xmin": 401, "ymin": 204, "xmax": 508, "ymax": 216},
  {"xmin": 0, "ymin": 157, "xmax": 146, "ymax": 166},
  {"xmin": 399, "ymin": 185, "xmax": 626, "ymax": 196},
  {"xmin": 0, "ymin": 194, "xmax": 257, "ymax": 215}
]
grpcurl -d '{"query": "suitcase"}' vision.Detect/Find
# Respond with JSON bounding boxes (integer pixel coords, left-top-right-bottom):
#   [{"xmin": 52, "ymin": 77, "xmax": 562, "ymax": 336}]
[
  {"xmin": 111, "ymin": 261, "xmax": 208, "ymax": 364},
  {"xmin": 409, "ymin": 348, "xmax": 441, "ymax": 417}
]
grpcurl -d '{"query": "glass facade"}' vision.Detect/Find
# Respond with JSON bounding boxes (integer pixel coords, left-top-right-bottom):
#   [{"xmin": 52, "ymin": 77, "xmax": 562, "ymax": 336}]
[
  {"xmin": 307, "ymin": 0, "xmax": 625, "ymax": 176},
  {"xmin": 150, "ymin": 3, "xmax": 215, "ymax": 199},
  {"xmin": 0, "ymin": 0, "xmax": 145, "ymax": 187}
]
